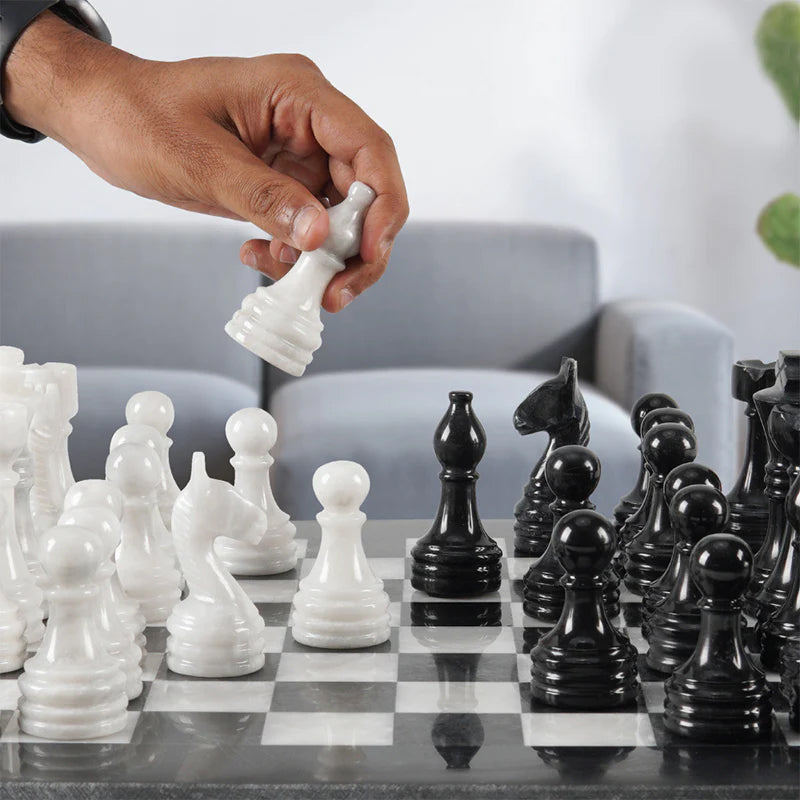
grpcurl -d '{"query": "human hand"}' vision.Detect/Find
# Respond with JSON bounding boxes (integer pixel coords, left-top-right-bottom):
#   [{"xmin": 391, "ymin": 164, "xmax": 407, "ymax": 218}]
[{"xmin": 3, "ymin": 12, "xmax": 409, "ymax": 312}]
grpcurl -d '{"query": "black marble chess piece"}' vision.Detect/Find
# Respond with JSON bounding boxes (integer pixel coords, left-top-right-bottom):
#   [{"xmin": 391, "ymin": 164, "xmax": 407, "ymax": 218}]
[
  {"xmin": 411, "ymin": 391, "xmax": 502, "ymax": 597},
  {"xmin": 623, "ymin": 423, "xmax": 698, "ymax": 596},
  {"xmin": 645, "ymin": 485, "xmax": 729, "ymax": 673},
  {"xmin": 512, "ymin": 357, "xmax": 590, "ymax": 556},
  {"xmin": 615, "ymin": 407, "xmax": 695, "ymax": 576},
  {"xmin": 523, "ymin": 445, "xmax": 619, "ymax": 622},
  {"xmin": 613, "ymin": 392, "xmax": 678, "ymax": 532},
  {"xmin": 641, "ymin": 463, "xmax": 723, "ymax": 632},
  {"xmin": 663, "ymin": 533, "xmax": 773, "ymax": 742},
  {"xmin": 745, "ymin": 351, "xmax": 800, "ymax": 611},
  {"xmin": 726, "ymin": 360, "xmax": 776, "ymax": 552},
  {"xmin": 758, "ymin": 403, "xmax": 800, "ymax": 670},
  {"xmin": 530, "ymin": 509, "xmax": 638, "ymax": 709},
  {"xmin": 780, "ymin": 639, "xmax": 800, "ymax": 732}
]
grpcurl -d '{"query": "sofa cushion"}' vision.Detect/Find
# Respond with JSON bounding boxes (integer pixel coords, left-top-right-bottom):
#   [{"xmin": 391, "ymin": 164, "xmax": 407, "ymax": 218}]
[
  {"xmin": 71, "ymin": 367, "xmax": 259, "ymax": 486},
  {"xmin": 270, "ymin": 368, "xmax": 639, "ymax": 522}
]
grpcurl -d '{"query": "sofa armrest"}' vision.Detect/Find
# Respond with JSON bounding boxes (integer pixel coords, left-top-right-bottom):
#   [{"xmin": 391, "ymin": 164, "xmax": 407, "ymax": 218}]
[{"xmin": 595, "ymin": 299, "xmax": 735, "ymax": 486}]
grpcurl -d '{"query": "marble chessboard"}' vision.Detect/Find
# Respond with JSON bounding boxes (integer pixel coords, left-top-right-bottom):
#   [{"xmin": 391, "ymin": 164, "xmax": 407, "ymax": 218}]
[{"xmin": 0, "ymin": 520, "xmax": 798, "ymax": 800}]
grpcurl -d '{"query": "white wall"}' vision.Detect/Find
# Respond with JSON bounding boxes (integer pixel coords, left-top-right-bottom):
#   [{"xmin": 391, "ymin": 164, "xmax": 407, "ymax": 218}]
[{"xmin": 2, "ymin": 0, "xmax": 798, "ymax": 361}]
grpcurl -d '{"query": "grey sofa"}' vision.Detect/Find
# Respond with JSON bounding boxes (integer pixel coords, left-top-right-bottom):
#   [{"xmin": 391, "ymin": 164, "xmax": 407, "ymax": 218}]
[{"xmin": 0, "ymin": 221, "xmax": 734, "ymax": 521}]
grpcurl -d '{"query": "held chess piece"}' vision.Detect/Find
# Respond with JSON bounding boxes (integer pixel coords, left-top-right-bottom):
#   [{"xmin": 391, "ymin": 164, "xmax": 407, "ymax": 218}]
[
  {"xmin": 663, "ymin": 533, "xmax": 773, "ymax": 742},
  {"xmin": 623, "ymin": 423, "xmax": 698, "ymax": 596},
  {"xmin": 411, "ymin": 392, "xmax": 502, "ymax": 597},
  {"xmin": 58, "ymin": 505, "xmax": 143, "ymax": 699},
  {"xmin": 214, "ymin": 408, "xmax": 297, "ymax": 576},
  {"xmin": 746, "ymin": 351, "xmax": 800, "ymax": 606},
  {"xmin": 167, "ymin": 452, "xmax": 267, "ymax": 677},
  {"xmin": 727, "ymin": 360, "xmax": 776, "ymax": 552},
  {"xmin": 0, "ymin": 498, "xmax": 27, "ymax": 673},
  {"xmin": 125, "ymin": 391, "xmax": 181, "ymax": 530},
  {"xmin": 523, "ymin": 445, "xmax": 619, "ymax": 622},
  {"xmin": 62, "ymin": 480, "xmax": 147, "ymax": 655},
  {"xmin": 645, "ymin": 485, "xmax": 729, "ymax": 673},
  {"xmin": 640, "ymin": 463, "xmax": 723, "ymax": 631},
  {"xmin": 513, "ymin": 357, "xmax": 590, "ymax": 556},
  {"xmin": 613, "ymin": 392, "xmax": 679, "ymax": 531},
  {"xmin": 0, "ymin": 402, "xmax": 45, "ymax": 644},
  {"xmin": 225, "ymin": 181, "xmax": 376, "ymax": 377},
  {"xmin": 106, "ymin": 443, "xmax": 182, "ymax": 624},
  {"xmin": 759, "ymin": 404, "xmax": 800, "ymax": 669},
  {"xmin": 291, "ymin": 461, "xmax": 390, "ymax": 648},
  {"xmin": 18, "ymin": 524, "xmax": 129, "ymax": 740},
  {"xmin": 530, "ymin": 509, "xmax": 639, "ymax": 709}
]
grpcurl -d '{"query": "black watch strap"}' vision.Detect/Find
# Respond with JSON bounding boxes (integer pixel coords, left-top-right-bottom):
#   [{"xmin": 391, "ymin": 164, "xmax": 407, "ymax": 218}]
[{"xmin": 0, "ymin": 0, "xmax": 111, "ymax": 143}]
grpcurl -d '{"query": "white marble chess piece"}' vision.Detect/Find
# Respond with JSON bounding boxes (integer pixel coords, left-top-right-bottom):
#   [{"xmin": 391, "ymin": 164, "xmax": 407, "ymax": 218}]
[
  {"xmin": 215, "ymin": 408, "xmax": 297, "ymax": 576},
  {"xmin": 225, "ymin": 181, "xmax": 376, "ymax": 377},
  {"xmin": 0, "ymin": 402, "xmax": 45, "ymax": 644},
  {"xmin": 0, "ymin": 496, "xmax": 27, "ymax": 673},
  {"xmin": 63, "ymin": 481, "xmax": 147, "ymax": 655},
  {"xmin": 125, "ymin": 391, "xmax": 181, "ymax": 531},
  {"xmin": 58, "ymin": 505, "xmax": 143, "ymax": 700},
  {"xmin": 291, "ymin": 461, "xmax": 390, "ymax": 649},
  {"xmin": 106, "ymin": 443, "xmax": 182, "ymax": 625},
  {"xmin": 18, "ymin": 524, "xmax": 128, "ymax": 740},
  {"xmin": 167, "ymin": 452, "xmax": 267, "ymax": 677}
]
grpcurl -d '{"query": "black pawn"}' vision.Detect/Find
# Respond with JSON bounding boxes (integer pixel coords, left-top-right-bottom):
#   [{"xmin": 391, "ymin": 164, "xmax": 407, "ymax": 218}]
[
  {"xmin": 523, "ymin": 446, "xmax": 618, "ymax": 622},
  {"xmin": 758, "ymin": 403, "xmax": 800, "ymax": 669},
  {"xmin": 663, "ymin": 533, "xmax": 772, "ymax": 742},
  {"xmin": 512, "ymin": 357, "xmax": 590, "ymax": 556},
  {"xmin": 623, "ymin": 423, "xmax": 698, "ymax": 595},
  {"xmin": 530, "ymin": 509, "xmax": 638, "ymax": 709},
  {"xmin": 613, "ymin": 392, "xmax": 678, "ymax": 531},
  {"xmin": 641, "ymin": 463, "xmax": 723, "ymax": 632},
  {"xmin": 727, "ymin": 360, "xmax": 776, "ymax": 552},
  {"xmin": 745, "ymin": 351, "xmax": 800, "ymax": 609},
  {"xmin": 645, "ymin": 485, "xmax": 729, "ymax": 673},
  {"xmin": 615, "ymin": 408, "xmax": 695, "ymax": 576},
  {"xmin": 411, "ymin": 391, "xmax": 502, "ymax": 597}
]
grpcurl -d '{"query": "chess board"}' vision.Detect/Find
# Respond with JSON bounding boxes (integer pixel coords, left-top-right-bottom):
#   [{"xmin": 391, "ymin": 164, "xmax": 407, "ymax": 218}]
[{"xmin": 0, "ymin": 520, "xmax": 798, "ymax": 799}]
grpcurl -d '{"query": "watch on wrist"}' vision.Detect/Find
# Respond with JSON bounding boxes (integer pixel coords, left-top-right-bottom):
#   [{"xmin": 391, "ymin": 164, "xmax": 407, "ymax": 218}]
[{"xmin": 0, "ymin": 0, "xmax": 111, "ymax": 143}]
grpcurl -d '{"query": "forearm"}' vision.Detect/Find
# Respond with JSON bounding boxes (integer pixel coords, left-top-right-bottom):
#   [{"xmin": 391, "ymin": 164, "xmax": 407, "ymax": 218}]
[{"xmin": 2, "ymin": 10, "xmax": 132, "ymax": 149}]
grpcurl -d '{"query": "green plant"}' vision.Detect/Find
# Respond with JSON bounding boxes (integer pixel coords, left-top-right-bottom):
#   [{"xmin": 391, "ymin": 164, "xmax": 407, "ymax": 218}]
[{"xmin": 755, "ymin": 2, "xmax": 800, "ymax": 268}]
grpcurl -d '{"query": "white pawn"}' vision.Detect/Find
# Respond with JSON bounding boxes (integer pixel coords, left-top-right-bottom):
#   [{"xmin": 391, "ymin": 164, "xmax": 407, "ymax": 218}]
[
  {"xmin": 106, "ymin": 444, "xmax": 182, "ymax": 625},
  {"xmin": 125, "ymin": 391, "xmax": 180, "ymax": 531},
  {"xmin": 0, "ymin": 497, "xmax": 27, "ymax": 673},
  {"xmin": 167, "ymin": 452, "xmax": 267, "ymax": 677},
  {"xmin": 225, "ymin": 181, "xmax": 376, "ymax": 377},
  {"xmin": 0, "ymin": 402, "xmax": 44, "ymax": 644},
  {"xmin": 18, "ymin": 524, "xmax": 128, "ymax": 740},
  {"xmin": 58, "ymin": 505, "xmax": 143, "ymax": 700},
  {"xmin": 291, "ymin": 461, "xmax": 390, "ymax": 649},
  {"xmin": 215, "ymin": 408, "xmax": 297, "ymax": 575},
  {"xmin": 41, "ymin": 362, "xmax": 78, "ymax": 492},
  {"xmin": 63, "ymin": 481, "xmax": 147, "ymax": 655}
]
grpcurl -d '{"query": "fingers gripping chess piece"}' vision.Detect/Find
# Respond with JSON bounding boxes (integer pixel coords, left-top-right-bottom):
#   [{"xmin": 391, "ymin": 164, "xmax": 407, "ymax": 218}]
[
  {"xmin": 215, "ymin": 409, "xmax": 297, "ymax": 575},
  {"xmin": 530, "ymin": 509, "xmax": 639, "ymax": 709},
  {"xmin": 167, "ymin": 452, "xmax": 267, "ymax": 677},
  {"xmin": 291, "ymin": 461, "xmax": 390, "ymax": 649},
  {"xmin": 663, "ymin": 533, "xmax": 773, "ymax": 742},
  {"xmin": 58, "ymin": 505, "xmax": 143, "ymax": 699},
  {"xmin": 125, "ymin": 391, "xmax": 181, "ymax": 531},
  {"xmin": 62, "ymin": 481, "xmax": 147, "ymax": 655},
  {"xmin": 225, "ymin": 182, "xmax": 376, "ymax": 377},
  {"xmin": 0, "ymin": 497, "xmax": 27, "ymax": 673},
  {"xmin": 513, "ymin": 358, "xmax": 590, "ymax": 556},
  {"xmin": 18, "ymin": 525, "xmax": 129, "ymax": 740},
  {"xmin": 106, "ymin": 444, "xmax": 182, "ymax": 624},
  {"xmin": 0, "ymin": 402, "xmax": 44, "ymax": 644}
]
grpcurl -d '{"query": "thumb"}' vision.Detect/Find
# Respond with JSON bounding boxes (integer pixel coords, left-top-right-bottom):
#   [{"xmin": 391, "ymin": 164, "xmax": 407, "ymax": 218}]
[{"xmin": 212, "ymin": 141, "xmax": 329, "ymax": 251}]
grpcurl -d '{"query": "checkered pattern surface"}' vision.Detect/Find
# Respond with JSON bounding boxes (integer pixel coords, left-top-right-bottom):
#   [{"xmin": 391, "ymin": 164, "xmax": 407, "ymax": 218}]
[{"xmin": 0, "ymin": 528, "xmax": 797, "ymax": 789}]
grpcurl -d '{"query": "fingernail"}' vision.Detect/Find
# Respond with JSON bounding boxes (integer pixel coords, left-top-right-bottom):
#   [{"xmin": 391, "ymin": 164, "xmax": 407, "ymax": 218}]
[
  {"xmin": 293, "ymin": 205, "xmax": 321, "ymax": 247},
  {"xmin": 379, "ymin": 238, "xmax": 393, "ymax": 261},
  {"xmin": 339, "ymin": 287, "xmax": 355, "ymax": 310},
  {"xmin": 242, "ymin": 251, "xmax": 258, "ymax": 269},
  {"xmin": 279, "ymin": 245, "xmax": 299, "ymax": 264}
]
